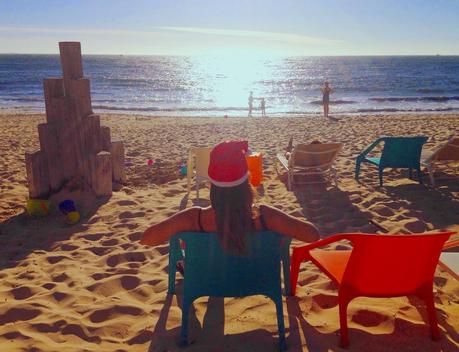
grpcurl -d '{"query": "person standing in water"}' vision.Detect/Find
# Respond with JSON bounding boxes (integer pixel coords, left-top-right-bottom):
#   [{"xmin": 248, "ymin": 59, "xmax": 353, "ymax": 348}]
[
  {"xmin": 248, "ymin": 91, "xmax": 254, "ymax": 117},
  {"xmin": 321, "ymin": 82, "xmax": 332, "ymax": 118},
  {"xmin": 260, "ymin": 98, "xmax": 266, "ymax": 117}
]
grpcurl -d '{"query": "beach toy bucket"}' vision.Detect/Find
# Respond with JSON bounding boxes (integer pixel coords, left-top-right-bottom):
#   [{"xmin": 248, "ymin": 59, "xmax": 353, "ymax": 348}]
[
  {"xmin": 246, "ymin": 152, "xmax": 263, "ymax": 187},
  {"xmin": 66, "ymin": 211, "xmax": 80, "ymax": 225},
  {"xmin": 59, "ymin": 199, "xmax": 76, "ymax": 214},
  {"xmin": 26, "ymin": 199, "xmax": 50, "ymax": 216}
]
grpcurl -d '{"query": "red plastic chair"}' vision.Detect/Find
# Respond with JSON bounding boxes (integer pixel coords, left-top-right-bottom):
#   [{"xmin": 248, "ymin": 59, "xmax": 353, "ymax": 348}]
[{"xmin": 290, "ymin": 232, "xmax": 455, "ymax": 347}]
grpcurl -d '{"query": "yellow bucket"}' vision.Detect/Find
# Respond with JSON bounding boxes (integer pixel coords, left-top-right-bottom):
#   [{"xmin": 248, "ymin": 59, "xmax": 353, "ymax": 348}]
[{"xmin": 26, "ymin": 199, "xmax": 50, "ymax": 216}]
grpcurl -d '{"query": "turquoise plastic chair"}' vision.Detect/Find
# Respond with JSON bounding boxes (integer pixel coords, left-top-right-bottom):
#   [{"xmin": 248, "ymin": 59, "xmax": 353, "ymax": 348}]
[
  {"xmin": 168, "ymin": 231, "xmax": 292, "ymax": 350},
  {"xmin": 355, "ymin": 136, "xmax": 428, "ymax": 186}
]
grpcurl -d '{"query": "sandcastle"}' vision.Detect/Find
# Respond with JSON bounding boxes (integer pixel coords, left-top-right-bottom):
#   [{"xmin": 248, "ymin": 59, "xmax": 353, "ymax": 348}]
[{"xmin": 25, "ymin": 42, "xmax": 125, "ymax": 199}]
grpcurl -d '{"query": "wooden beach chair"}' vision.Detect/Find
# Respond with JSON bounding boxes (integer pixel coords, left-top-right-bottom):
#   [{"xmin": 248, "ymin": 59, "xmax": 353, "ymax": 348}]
[
  {"xmin": 421, "ymin": 136, "xmax": 459, "ymax": 186},
  {"xmin": 290, "ymin": 232, "xmax": 454, "ymax": 347},
  {"xmin": 276, "ymin": 143, "xmax": 343, "ymax": 190},
  {"xmin": 355, "ymin": 136, "xmax": 428, "ymax": 186},
  {"xmin": 168, "ymin": 231, "xmax": 292, "ymax": 350},
  {"xmin": 187, "ymin": 147, "xmax": 212, "ymax": 199}
]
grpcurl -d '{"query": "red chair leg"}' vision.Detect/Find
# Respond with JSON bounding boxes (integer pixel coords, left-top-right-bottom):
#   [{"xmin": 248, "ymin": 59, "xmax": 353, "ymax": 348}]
[
  {"xmin": 338, "ymin": 294, "xmax": 352, "ymax": 348},
  {"xmin": 290, "ymin": 250, "xmax": 302, "ymax": 296},
  {"xmin": 418, "ymin": 287, "xmax": 440, "ymax": 340}
]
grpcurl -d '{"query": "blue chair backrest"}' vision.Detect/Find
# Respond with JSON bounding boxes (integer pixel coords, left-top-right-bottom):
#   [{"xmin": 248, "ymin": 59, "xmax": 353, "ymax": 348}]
[
  {"xmin": 380, "ymin": 136, "xmax": 428, "ymax": 168},
  {"xmin": 174, "ymin": 231, "xmax": 287, "ymax": 299}
]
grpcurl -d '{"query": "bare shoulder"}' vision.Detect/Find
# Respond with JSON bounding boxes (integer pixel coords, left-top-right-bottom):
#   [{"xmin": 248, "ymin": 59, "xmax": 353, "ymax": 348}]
[
  {"xmin": 140, "ymin": 206, "xmax": 203, "ymax": 246},
  {"xmin": 259, "ymin": 204, "xmax": 320, "ymax": 243},
  {"xmin": 259, "ymin": 203, "xmax": 295, "ymax": 219}
]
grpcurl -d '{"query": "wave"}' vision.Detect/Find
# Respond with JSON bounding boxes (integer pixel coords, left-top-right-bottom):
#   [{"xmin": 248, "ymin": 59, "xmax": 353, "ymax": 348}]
[
  {"xmin": 370, "ymin": 96, "xmax": 459, "ymax": 103},
  {"xmin": 0, "ymin": 96, "xmax": 43, "ymax": 102},
  {"xmin": 310, "ymin": 99, "xmax": 357, "ymax": 105},
  {"xmin": 355, "ymin": 107, "xmax": 457, "ymax": 113},
  {"xmin": 415, "ymin": 88, "xmax": 445, "ymax": 93},
  {"xmin": 92, "ymin": 105, "xmax": 248, "ymax": 113}
]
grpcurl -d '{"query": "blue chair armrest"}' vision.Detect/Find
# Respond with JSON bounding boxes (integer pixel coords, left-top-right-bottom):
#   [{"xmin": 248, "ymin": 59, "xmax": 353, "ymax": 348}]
[{"xmin": 357, "ymin": 137, "xmax": 385, "ymax": 161}]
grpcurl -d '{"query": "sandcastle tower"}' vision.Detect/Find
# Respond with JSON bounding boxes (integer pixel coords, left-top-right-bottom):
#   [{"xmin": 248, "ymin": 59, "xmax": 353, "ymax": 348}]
[{"xmin": 25, "ymin": 42, "xmax": 125, "ymax": 199}]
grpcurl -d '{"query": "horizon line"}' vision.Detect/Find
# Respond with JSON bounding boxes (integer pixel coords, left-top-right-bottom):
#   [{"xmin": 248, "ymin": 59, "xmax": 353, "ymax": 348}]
[{"xmin": 1, "ymin": 52, "xmax": 459, "ymax": 57}]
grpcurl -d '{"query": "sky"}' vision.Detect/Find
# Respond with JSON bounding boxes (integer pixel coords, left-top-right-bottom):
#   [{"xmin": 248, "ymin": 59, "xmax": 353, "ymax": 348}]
[{"xmin": 0, "ymin": 0, "xmax": 458, "ymax": 56}]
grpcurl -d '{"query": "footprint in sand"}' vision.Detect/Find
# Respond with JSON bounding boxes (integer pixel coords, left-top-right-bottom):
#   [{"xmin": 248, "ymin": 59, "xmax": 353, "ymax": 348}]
[
  {"xmin": 2, "ymin": 331, "xmax": 29, "ymax": 340},
  {"xmin": 80, "ymin": 233, "xmax": 105, "ymax": 242},
  {"xmin": 127, "ymin": 232, "xmax": 142, "ymax": 241},
  {"xmin": 61, "ymin": 323, "xmax": 101, "ymax": 344},
  {"xmin": 312, "ymin": 293, "xmax": 339, "ymax": 309},
  {"xmin": 59, "ymin": 244, "xmax": 79, "ymax": 251},
  {"xmin": 87, "ymin": 246, "xmax": 111, "ymax": 256},
  {"xmin": 113, "ymin": 223, "xmax": 139, "ymax": 230},
  {"xmin": 351, "ymin": 309, "xmax": 388, "ymax": 327},
  {"xmin": 118, "ymin": 211, "xmax": 146, "ymax": 219},
  {"xmin": 101, "ymin": 238, "xmax": 119, "ymax": 246},
  {"xmin": 120, "ymin": 275, "xmax": 140, "ymax": 290},
  {"xmin": 91, "ymin": 273, "xmax": 109, "ymax": 281},
  {"xmin": 47, "ymin": 255, "xmax": 70, "ymax": 264},
  {"xmin": 0, "ymin": 308, "xmax": 41, "ymax": 324},
  {"xmin": 52, "ymin": 291, "xmax": 68, "ymax": 302},
  {"xmin": 42, "ymin": 283, "xmax": 56, "ymax": 290},
  {"xmin": 116, "ymin": 200, "xmax": 138, "ymax": 206},
  {"xmin": 32, "ymin": 320, "xmax": 66, "ymax": 333},
  {"xmin": 89, "ymin": 305, "xmax": 143, "ymax": 323},
  {"xmin": 11, "ymin": 286, "xmax": 35, "ymax": 300},
  {"xmin": 52, "ymin": 273, "xmax": 69, "ymax": 282}
]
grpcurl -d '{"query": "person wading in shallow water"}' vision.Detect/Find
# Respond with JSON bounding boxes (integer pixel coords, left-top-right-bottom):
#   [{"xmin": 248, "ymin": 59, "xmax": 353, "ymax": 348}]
[
  {"xmin": 321, "ymin": 81, "xmax": 332, "ymax": 118},
  {"xmin": 140, "ymin": 140, "xmax": 320, "ymax": 273},
  {"xmin": 248, "ymin": 91, "xmax": 254, "ymax": 117}
]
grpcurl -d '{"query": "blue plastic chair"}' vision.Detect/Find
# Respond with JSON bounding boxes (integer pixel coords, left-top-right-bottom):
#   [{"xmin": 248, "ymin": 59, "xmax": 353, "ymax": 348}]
[
  {"xmin": 355, "ymin": 136, "xmax": 428, "ymax": 186},
  {"xmin": 168, "ymin": 231, "xmax": 292, "ymax": 351}
]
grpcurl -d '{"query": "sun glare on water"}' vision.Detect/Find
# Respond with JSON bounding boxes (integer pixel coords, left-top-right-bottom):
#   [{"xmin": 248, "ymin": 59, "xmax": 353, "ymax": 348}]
[{"xmin": 187, "ymin": 54, "xmax": 284, "ymax": 110}]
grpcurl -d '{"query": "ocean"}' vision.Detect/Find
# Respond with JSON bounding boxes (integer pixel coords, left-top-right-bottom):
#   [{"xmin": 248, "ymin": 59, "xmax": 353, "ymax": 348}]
[{"xmin": 1, "ymin": 55, "xmax": 459, "ymax": 116}]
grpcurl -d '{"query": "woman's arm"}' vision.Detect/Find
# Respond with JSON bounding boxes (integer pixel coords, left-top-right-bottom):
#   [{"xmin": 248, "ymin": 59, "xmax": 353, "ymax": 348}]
[
  {"xmin": 260, "ymin": 204, "xmax": 320, "ymax": 243},
  {"xmin": 140, "ymin": 207, "xmax": 201, "ymax": 246}
]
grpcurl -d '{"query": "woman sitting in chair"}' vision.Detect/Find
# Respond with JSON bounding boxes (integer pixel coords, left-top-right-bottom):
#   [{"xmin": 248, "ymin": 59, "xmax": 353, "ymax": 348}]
[{"xmin": 140, "ymin": 141, "xmax": 320, "ymax": 253}]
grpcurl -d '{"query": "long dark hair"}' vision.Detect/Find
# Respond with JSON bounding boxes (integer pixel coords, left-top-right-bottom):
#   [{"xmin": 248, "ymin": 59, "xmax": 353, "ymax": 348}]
[{"xmin": 210, "ymin": 180, "xmax": 255, "ymax": 254}]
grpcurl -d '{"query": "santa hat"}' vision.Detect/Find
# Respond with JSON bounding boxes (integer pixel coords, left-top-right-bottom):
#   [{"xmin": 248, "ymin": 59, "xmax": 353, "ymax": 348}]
[{"xmin": 208, "ymin": 140, "xmax": 249, "ymax": 187}]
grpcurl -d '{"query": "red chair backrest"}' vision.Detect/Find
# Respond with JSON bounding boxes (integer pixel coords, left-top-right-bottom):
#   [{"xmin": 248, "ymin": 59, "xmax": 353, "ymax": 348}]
[{"xmin": 341, "ymin": 232, "xmax": 453, "ymax": 297}]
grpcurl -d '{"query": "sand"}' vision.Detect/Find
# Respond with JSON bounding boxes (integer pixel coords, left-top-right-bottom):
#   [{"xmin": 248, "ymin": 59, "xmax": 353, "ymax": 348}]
[{"xmin": 0, "ymin": 112, "xmax": 458, "ymax": 352}]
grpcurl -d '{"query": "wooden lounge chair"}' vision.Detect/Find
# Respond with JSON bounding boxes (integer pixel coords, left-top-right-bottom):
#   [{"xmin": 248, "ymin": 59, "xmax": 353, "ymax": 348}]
[
  {"xmin": 421, "ymin": 136, "xmax": 459, "ymax": 186},
  {"xmin": 168, "ymin": 231, "xmax": 292, "ymax": 350},
  {"xmin": 187, "ymin": 147, "xmax": 212, "ymax": 199},
  {"xmin": 290, "ymin": 232, "xmax": 454, "ymax": 347},
  {"xmin": 276, "ymin": 143, "xmax": 343, "ymax": 190},
  {"xmin": 355, "ymin": 136, "xmax": 428, "ymax": 186}
]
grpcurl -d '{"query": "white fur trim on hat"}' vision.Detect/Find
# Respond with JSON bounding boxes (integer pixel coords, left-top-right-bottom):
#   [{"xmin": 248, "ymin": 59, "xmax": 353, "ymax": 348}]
[{"xmin": 209, "ymin": 172, "xmax": 248, "ymax": 188}]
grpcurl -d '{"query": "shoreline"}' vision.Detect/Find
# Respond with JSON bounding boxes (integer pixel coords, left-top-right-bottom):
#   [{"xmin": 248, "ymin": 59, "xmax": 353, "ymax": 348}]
[{"xmin": 3, "ymin": 109, "xmax": 459, "ymax": 119}]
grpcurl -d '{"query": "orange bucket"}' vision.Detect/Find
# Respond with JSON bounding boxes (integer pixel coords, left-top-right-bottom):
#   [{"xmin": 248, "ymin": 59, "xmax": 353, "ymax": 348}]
[{"xmin": 246, "ymin": 152, "xmax": 263, "ymax": 187}]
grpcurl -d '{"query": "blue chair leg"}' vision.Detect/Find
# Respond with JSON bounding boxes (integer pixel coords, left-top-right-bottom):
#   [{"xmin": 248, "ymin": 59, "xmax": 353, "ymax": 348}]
[
  {"xmin": 180, "ymin": 296, "xmax": 192, "ymax": 347},
  {"xmin": 168, "ymin": 255, "xmax": 177, "ymax": 294},
  {"xmin": 274, "ymin": 296, "xmax": 287, "ymax": 351},
  {"xmin": 168, "ymin": 237, "xmax": 183, "ymax": 294}
]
